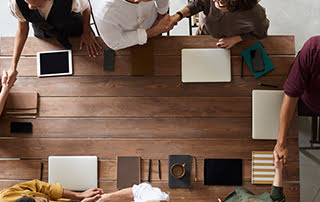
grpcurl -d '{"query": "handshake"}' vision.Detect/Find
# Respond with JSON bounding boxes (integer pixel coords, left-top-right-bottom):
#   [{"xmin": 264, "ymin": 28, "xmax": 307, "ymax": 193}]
[{"xmin": 147, "ymin": 13, "xmax": 182, "ymax": 38}]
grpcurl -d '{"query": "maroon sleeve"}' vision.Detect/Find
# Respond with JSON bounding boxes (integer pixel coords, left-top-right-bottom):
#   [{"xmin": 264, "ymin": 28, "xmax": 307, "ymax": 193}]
[{"xmin": 284, "ymin": 40, "xmax": 311, "ymax": 97}]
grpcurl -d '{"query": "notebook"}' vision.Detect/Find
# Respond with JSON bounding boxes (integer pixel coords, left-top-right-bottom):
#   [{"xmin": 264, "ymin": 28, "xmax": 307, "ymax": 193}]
[
  {"xmin": 252, "ymin": 151, "xmax": 275, "ymax": 184},
  {"xmin": 181, "ymin": 48, "xmax": 231, "ymax": 83},
  {"xmin": 48, "ymin": 156, "xmax": 97, "ymax": 191},
  {"xmin": 204, "ymin": 159, "xmax": 242, "ymax": 186},
  {"xmin": 131, "ymin": 43, "xmax": 153, "ymax": 75},
  {"xmin": 117, "ymin": 156, "xmax": 141, "ymax": 189},
  {"xmin": 252, "ymin": 90, "xmax": 284, "ymax": 139}
]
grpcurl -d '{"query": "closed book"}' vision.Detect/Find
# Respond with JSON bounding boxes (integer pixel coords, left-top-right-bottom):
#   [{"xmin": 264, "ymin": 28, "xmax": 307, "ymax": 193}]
[{"xmin": 117, "ymin": 156, "xmax": 141, "ymax": 189}]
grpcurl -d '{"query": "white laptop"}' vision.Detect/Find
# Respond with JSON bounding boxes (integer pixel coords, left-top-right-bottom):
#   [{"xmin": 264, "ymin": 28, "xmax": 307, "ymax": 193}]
[
  {"xmin": 252, "ymin": 90, "xmax": 284, "ymax": 140},
  {"xmin": 181, "ymin": 48, "xmax": 231, "ymax": 83},
  {"xmin": 48, "ymin": 156, "xmax": 97, "ymax": 191}
]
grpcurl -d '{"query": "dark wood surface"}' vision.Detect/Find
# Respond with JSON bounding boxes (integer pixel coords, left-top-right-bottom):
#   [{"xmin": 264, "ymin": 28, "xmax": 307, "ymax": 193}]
[{"xmin": 0, "ymin": 36, "xmax": 299, "ymax": 201}]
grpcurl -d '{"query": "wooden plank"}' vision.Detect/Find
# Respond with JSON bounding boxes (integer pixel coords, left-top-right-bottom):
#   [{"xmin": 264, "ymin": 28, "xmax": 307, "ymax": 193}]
[
  {"xmin": 0, "ymin": 118, "xmax": 298, "ymax": 139},
  {"xmin": 0, "ymin": 139, "xmax": 299, "ymax": 159},
  {"xmin": 0, "ymin": 159, "xmax": 299, "ymax": 181},
  {"xmin": 11, "ymin": 76, "xmax": 287, "ymax": 97},
  {"xmin": 0, "ymin": 180, "xmax": 299, "ymax": 202},
  {"xmin": 0, "ymin": 36, "xmax": 295, "ymax": 56},
  {"xmin": 38, "ymin": 97, "xmax": 252, "ymax": 118},
  {"xmin": 0, "ymin": 56, "xmax": 294, "ymax": 76}
]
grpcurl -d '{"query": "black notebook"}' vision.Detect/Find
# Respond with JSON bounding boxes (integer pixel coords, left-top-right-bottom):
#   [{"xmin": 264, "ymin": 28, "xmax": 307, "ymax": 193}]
[{"xmin": 204, "ymin": 159, "xmax": 242, "ymax": 186}]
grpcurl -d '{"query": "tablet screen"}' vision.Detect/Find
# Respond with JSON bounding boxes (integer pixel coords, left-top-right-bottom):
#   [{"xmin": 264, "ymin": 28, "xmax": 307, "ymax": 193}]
[{"xmin": 39, "ymin": 51, "xmax": 70, "ymax": 75}]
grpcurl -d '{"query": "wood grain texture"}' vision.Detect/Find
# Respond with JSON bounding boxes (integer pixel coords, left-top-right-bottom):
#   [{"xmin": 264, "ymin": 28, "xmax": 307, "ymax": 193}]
[
  {"xmin": 0, "ymin": 159, "xmax": 299, "ymax": 181},
  {"xmin": 0, "ymin": 139, "xmax": 299, "ymax": 159},
  {"xmin": 0, "ymin": 118, "xmax": 298, "ymax": 139},
  {"xmin": 0, "ymin": 36, "xmax": 295, "ymax": 56},
  {"xmin": 11, "ymin": 76, "xmax": 287, "ymax": 97},
  {"xmin": 0, "ymin": 55, "xmax": 294, "ymax": 76}
]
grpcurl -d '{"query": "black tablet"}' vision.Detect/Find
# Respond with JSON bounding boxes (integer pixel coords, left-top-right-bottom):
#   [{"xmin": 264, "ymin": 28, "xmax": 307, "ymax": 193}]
[
  {"xmin": 37, "ymin": 50, "xmax": 73, "ymax": 77},
  {"xmin": 204, "ymin": 159, "xmax": 242, "ymax": 186}
]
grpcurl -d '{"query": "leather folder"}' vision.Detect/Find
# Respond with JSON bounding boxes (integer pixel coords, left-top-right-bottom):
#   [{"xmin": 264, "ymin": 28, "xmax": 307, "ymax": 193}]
[
  {"xmin": 6, "ymin": 92, "xmax": 38, "ymax": 109},
  {"xmin": 131, "ymin": 42, "xmax": 154, "ymax": 75},
  {"xmin": 117, "ymin": 156, "xmax": 141, "ymax": 189}
]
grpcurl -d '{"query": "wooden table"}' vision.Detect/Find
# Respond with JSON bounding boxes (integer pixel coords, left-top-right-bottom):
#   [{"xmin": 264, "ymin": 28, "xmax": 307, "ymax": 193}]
[{"xmin": 0, "ymin": 36, "xmax": 299, "ymax": 201}]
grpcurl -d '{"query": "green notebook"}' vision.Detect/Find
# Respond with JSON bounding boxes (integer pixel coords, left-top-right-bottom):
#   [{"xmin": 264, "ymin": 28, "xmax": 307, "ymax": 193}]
[{"xmin": 241, "ymin": 42, "xmax": 274, "ymax": 79}]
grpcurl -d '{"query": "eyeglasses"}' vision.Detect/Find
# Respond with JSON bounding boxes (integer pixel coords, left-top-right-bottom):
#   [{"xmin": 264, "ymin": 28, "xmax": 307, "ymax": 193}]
[{"xmin": 216, "ymin": 0, "xmax": 227, "ymax": 8}]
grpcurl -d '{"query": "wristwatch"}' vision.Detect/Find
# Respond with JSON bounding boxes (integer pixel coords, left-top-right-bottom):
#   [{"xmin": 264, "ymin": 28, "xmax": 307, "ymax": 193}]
[{"xmin": 176, "ymin": 11, "xmax": 184, "ymax": 20}]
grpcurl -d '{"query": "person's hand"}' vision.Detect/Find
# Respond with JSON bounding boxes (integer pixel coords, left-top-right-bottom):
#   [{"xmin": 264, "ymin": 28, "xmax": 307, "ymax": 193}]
[
  {"xmin": 273, "ymin": 150, "xmax": 284, "ymax": 171},
  {"xmin": 147, "ymin": 14, "xmax": 174, "ymax": 38},
  {"xmin": 79, "ymin": 187, "xmax": 104, "ymax": 199},
  {"xmin": 80, "ymin": 31, "xmax": 102, "ymax": 58},
  {"xmin": 165, "ymin": 14, "xmax": 180, "ymax": 30},
  {"xmin": 5, "ymin": 68, "xmax": 18, "ymax": 89},
  {"xmin": 274, "ymin": 142, "xmax": 288, "ymax": 164},
  {"xmin": 81, "ymin": 194, "xmax": 101, "ymax": 202},
  {"xmin": 216, "ymin": 35, "xmax": 243, "ymax": 49}
]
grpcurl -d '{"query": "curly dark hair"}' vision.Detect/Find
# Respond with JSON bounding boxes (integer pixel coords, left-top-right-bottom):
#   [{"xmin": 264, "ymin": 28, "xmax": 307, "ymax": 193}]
[
  {"xmin": 15, "ymin": 197, "xmax": 35, "ymax": 202},
  {"xmin": 219, "ymin": 0, "xmax": 259, "ymax": 12}
]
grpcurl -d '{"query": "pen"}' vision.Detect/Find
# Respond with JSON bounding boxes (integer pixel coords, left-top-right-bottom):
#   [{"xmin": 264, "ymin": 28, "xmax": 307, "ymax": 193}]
[
  {"xmin": 241, "ymin": 56, "xmax": 244, "ymax": 78},
  {"xmin": 148, "ymin": 159, "xmax": 151, "ymax": 182},
  {"xmin": 158, "ymin": 160, "xmax": 161, "ymax": 180},
  {"xmin": 193, "ymin": 157, "xmax": 197, "ymax": 182},
  {"xmin": 258, "ymin": 83, "xmax": 278, "ymax": 88},
  {"xmin": 40, "ymin": 162, "xmax": 43, "ymax": 181}
]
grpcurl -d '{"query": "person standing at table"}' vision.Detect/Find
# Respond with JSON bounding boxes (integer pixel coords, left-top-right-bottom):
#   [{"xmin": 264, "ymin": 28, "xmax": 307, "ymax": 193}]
[
  {"xmin": 91, "ymin": 0, "xmax": 172, "ymax": 50},
  {"xmin": 274, "ymin": 36, "xmax": 320, "ymax": 163},
  {"xmin": 7, "ymin": 0, "xmax": 102, "ymax": 87},
  {"xmin": 168, "ymin": 0, "xmax": 269, "ymax": 49}
]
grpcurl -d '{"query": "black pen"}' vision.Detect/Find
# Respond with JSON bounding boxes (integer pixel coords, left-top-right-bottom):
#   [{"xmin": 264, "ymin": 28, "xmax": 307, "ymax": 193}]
[
  {"xmin": 158, "ymin": 160, "xmax": 161, "ymax": 180},
  {"xmin": 258, "ymin": 83, "xmax": 278, "ymax": 88},
  {"xmin": 148, "ymin": 159, "xmax": 151, "ymax": 182}
]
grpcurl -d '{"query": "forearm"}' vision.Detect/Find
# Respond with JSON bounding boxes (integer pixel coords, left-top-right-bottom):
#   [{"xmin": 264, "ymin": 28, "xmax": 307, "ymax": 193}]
[
  {"xmin": 277, "ymin": 94, "xmax": 299, "ymax": 145},
  {"xmin": 82, "ymin": 7, "xmax": 91, "ymax": 35},
  {"xmin": 100, "ymin": 188, "xmax": 133, "ymax": 201},
  {"xmin": 0, "ymin": 88, "xmax": 10, "ymax": 115},
  {"xmin": 273, "ymin": 169, "xmax": 283, "ymax": 187},
  {"xmin": 11, "ymin": 21, "xmax": 29, "ymax": 71},
  {"xmin": 62, "ymin": 189, "xmax": 83, "ymax": 200}
]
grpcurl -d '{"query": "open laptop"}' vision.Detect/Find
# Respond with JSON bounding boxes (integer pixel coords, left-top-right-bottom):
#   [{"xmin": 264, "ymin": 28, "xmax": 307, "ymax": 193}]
[
  {"xmin": 181, "ymin": 49, "xmax": 231, "ymax": 83},
  {"xmin": 252, "ymin": 90, "xmax": 284, "ymax": 140},
  {"xmin": 48, "ymin": 156, "xmax": 97, "ymax": 191}
]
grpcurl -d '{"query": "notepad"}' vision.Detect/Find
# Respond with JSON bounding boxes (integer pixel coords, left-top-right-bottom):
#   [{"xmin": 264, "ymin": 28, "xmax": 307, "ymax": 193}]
[
  {"xmin": 252, "ymin": 151, "xmax": 275, "ymax": 184},
  {"xmin": 117, "ymin": 156, "xmax": 141, "ymax": 189}
]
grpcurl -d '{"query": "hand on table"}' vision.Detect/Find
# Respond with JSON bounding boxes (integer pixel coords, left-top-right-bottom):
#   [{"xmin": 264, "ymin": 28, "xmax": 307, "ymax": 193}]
[
  {"xmin": 216, "ymin": 35, "xmax": 243, "ymax": 49},
  {"xmin": 274, "ymin": 142, "xmax": 288, "ymax": 164},
  {"xmin": 79, "ymin": 187, "xmax": 104, "ymax": 200},
  {"xmin": 80, "ymin": 31, "xmax": 103, "ymax": 58}
]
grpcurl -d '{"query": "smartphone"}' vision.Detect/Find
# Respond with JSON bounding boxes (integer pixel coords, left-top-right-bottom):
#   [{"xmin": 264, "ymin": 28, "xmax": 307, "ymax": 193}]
[
  {"xmin": 10, "ymin": 122, "xmax": 33, "ymax": 133},
  {"xmin": 250, "ymin": 49, "xmax": 265, "ymax": 72},
  {"xmin": 104, "ymin": 49, "xmax": 115, "ymax": 71}
]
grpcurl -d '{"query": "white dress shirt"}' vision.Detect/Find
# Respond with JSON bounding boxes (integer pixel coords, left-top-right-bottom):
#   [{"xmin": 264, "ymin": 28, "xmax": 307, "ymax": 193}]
[
  {"xmin": 132, "ymin": 183, "xmax": 170, "ymax": 202},
  {"xmin": 8, "ymin": 0, "xmax": 89, "ymax": 22},
  {"xmin": 91, "ymin": 0, "xmax": 169, "ymax": 50}
]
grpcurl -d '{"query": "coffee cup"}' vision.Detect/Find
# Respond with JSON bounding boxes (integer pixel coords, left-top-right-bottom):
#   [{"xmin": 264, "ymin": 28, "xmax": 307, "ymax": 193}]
[{"xmin": 170, "ymin": 162, "xmax": 187, "ymax": 178}]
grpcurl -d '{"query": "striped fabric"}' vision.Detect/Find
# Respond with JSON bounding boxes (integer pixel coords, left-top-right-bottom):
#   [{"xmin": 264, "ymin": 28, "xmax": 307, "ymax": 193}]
[{"xmin": 252, "ymin": 151, "xmax": 275, "ymax": 184}]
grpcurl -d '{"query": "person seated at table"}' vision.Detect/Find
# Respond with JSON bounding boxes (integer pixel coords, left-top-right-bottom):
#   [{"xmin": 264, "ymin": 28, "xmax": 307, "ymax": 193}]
[
  {"xmin": 274, "ymin": 36, "xmax": 320, "ymax": 164},
  {"xmin": 0, "ymin": 70, "xmax": 16, "ymax": 115},
  {"xmin": 7, "ymin": 0, "xmax": 102, "ymax": 87},
  {"xmin": 90, "ymin": 0, "xmax": 173, "ymax": 50},
  {"xmin": 0, "ymin": 179, "xmax": 103, "ymax": 202},
  {"xmin": 218, "ymin": 151, "xmax": 285, "ymax": 202},
  {"xmin": 93, "ymin": 183, "xmax": 169, "ymax": 202},
  {"xmin": 169, "ymin": 0, "xmax": 269, "ymax": 49}
]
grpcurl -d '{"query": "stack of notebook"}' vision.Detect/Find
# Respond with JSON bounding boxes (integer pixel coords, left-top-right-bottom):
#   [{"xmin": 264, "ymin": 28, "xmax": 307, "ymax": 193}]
[
  {"xmin": 5, "ymin": 92, "xmax": 38, "ymax": 118},
  {"xmin": 252, "ymin": 151, "xmax": 275, "ymax": 184}
]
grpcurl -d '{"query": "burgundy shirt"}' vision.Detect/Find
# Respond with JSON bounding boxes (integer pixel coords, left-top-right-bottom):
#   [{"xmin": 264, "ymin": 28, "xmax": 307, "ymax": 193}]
[{"xmin": 284, "ymin": 36, "xmax": 320, "ymax": 114}]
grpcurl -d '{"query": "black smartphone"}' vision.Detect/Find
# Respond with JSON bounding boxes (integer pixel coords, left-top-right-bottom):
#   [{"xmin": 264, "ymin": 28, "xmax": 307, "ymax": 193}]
[
  {"xmin": 10, "ymin": 122, "xmax": 33, "ymax": 133},
  {"xmin": 250, "ymin": 49, "xmax": 265, "ymax": 72},
  {"xmin": 104, "ymin": 49, "xmax": 115, "ymax": 71}
]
